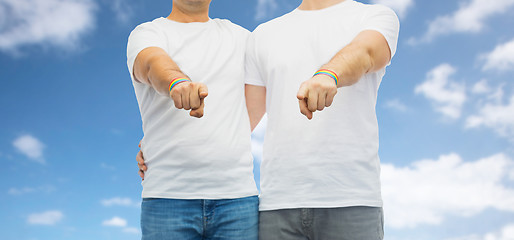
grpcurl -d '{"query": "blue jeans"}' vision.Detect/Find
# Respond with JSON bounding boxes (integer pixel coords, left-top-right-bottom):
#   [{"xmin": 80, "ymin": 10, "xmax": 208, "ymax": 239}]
[{"xmin": 141, "ymin": 196, "xmax": 259, "ymax": 240}]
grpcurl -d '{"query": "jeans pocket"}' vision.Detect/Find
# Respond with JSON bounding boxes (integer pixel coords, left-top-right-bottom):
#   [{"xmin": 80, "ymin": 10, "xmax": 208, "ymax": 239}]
[{"xmin": 377, "ymin": 208, "xmax": 384, "ymax": 240}]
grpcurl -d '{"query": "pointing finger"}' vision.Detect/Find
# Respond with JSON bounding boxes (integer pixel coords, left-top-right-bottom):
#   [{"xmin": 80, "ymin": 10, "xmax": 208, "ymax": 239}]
[
  {"xmin": 297, "ymin": 84, "xmax": 308, "ymax": 100},
  {"xmin": 190, "ymin": 98, "xmax": 205, "ymax": 118},
  {"xmin": 299, "ymin": 99, "xmax": 312, "ymax": 120},
  {"xmin": 198, "ymin": 84, "xmax": 208, "ymax": 99}
]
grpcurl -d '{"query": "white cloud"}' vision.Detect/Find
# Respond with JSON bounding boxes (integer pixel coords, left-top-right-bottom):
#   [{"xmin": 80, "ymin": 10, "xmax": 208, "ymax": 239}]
[
  {"xmin": 409, "ymin": 0, "xmax": 514, "ymax": 44},
  {"xmin": 480, "ymin": 83, "xmax": 505, "ymax": 104},
  {"xmin": 109, "ymin": 0, "xmax": 132, "ymax": 24},
  {"xmin": 415, "ymin": 64, "xmax": 466, "ymax": 119},
  {"xmin": 102, "ymin": 216, "xmax": 139, "ymax": 234},
  {"xmin": 472, "ymin": 79, "xmax": 492, "ymax": 95},
  {"xmin": 27, "ymin": 210, "xmax": 64, "ymax": 225},
  {"xmin": 101, "ymin": 197, "xmax": 138, "ymax": 207},
  {"xmin": 466, "ymin": 95, "xmax": 514, "ymax": 139},
  {"xmin": 8, "ymin": 185, "xmax": 55, "ymax": 195},
  {"xmin": 382, "ymin": 153, "xmax": 514, "ymax": 229},
  {"xmin": 255, "ymin": 0, "xmax": 278, "ymax": 20},
  {"xmin": 123, "ymin": 227, "xmax": 140, "ymax": 234},
  {"xmin": 470, "ymin": 79, "xmax": 505, "ymax": 106},
  {"xmin": 102, "ymin": 216, "xmax": 127, "ymax": 227},
  {"xmin": 13, "ymin": 134, "xmax": 45, "ymax": 163},
  {"xmin": 8, "ymin": 187, "xmax": 35, "ymax": 195},
  {"xmin": 0, "ymin": 0, "xmax": 97, "ymax": 54},
  {"xmin": 370, "ymin": 0, "xmax": 413, "ymax": 19},
  {"xmin": 384, "ymin": 99, "xmax": 408, "ymax": 112},
  {"xmin": 481, "ymin": 38, "xmax": 514, "ymax": 72},
  {"xmin": 446, "ymin": 223, "xmax": 514, "ymax": 240}
]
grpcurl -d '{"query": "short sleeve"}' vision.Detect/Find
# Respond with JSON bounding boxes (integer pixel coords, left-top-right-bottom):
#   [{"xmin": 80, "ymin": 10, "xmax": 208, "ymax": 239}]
[
  {"xmin": 245, "ymin": 31, "xmax": 265, "ymax": 87},
  {"xmin": 126, "ymin": 21, "xmax": 167, "ymax": 82},
  {"xmin": 361, "ymin": 5, "xmax": 400, "ymax": 60}
]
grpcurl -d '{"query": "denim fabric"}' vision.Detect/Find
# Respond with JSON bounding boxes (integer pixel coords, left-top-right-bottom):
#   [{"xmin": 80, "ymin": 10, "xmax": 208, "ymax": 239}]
[
  {"xmin": 141, "ymin": 196, "xmax": 258, "ymax": 240},
  {"xmin": 259, "ymin": 206, "xmax": 383, "ymax": 240}
]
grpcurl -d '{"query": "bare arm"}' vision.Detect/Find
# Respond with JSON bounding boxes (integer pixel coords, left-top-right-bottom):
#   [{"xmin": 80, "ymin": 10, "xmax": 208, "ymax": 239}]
[
  {"xmin": 245, "ymin": 84, "xmax": 266, "ymax": 131},
  {"xmin": 133, "ymin": 47, "xmax": 208, "ymax": 117},
  {"xmin": 323, "ymin": 30, "xmax": 391, "ymax": 87},
  {"xmin": 297, "ymin": 30, "xmax": 392, "ymax": 119},
  {"xmin": 133, "ymin": 47, "xmax": 185, "ymax": 95}
]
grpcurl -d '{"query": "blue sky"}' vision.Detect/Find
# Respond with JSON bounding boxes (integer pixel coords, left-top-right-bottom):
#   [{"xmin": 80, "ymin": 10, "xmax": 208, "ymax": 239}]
[{"xmin": 1, "ymin": 0, "xmax": 514, "ymax": 239}]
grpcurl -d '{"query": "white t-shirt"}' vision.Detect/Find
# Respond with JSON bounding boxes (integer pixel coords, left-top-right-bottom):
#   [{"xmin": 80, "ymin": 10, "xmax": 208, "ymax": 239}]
[
  {"xmin": 245, "ymin": 0, "xmax": 399, "ymax": 210},
  {"xmin": 127, "ymin": 17, "xmax": 258, "ymax": 199}
]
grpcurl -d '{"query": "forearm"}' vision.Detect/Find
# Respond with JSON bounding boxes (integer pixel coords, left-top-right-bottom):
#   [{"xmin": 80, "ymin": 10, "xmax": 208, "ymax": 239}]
[
  {"xmin": 134, "ymin": 47, "xmax": 188, "ymax": 96},
  {"xmin": 321, "ymin": 30, "xmax": 391, "ymax": 88},
  {"xmin": 322, "ymin": 43, "xmax": 373, "ymax": 87},
  {"xmin": 146, "ymin": 56, "xmax": 187, "ymax": 96},
  {"xmin": 245, "ymin": 84, "xmax": 266, "ymax": 131}
]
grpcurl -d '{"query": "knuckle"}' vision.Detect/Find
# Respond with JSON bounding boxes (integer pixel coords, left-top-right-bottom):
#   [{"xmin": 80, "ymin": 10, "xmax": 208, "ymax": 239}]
[
  {"xmin": 175, "ymin": 85, "xmax": 185, "ymax": 91},
  {"xmin": 178, "ymin": 83, "xmax": 191, "ymax": 91}
]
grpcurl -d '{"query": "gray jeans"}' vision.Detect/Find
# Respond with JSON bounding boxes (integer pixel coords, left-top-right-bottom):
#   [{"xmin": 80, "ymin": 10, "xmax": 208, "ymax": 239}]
[{"xmin": 259, "ymin": 206, "xmax": 384, "ymax": 240}]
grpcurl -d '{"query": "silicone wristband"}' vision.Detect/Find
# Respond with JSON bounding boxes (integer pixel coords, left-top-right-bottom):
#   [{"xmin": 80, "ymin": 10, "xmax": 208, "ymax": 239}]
[
  {"xmin": 314, "ymin": 69, "xmax": 338, "ymax": 86},
  {"xmin": 168, "ymin": 77, "xmax": 191, "ymax": 93}
]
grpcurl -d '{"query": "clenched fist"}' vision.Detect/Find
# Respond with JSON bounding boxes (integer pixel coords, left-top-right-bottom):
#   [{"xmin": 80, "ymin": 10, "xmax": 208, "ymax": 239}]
[
  {"xmin": 297, "ymin": 74, "xmax": 338, "ymax": 120},
  {"xmin": 170, "ymin": 81, "xmax": 208, "ymax": 118}
]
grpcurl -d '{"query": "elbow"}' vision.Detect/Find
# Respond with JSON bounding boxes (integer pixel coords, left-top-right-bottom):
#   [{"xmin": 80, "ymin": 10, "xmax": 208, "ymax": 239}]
[
  {"xmin": 363, "ymin": 46, "xmax": 377, "ymax": 74},
  {"xmin": 366, "ymin": 45, "xmax": 391, "ymax": 73}
]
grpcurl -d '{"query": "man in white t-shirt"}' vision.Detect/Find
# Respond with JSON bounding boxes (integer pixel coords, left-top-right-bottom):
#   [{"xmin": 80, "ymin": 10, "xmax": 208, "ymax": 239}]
[
  {"xmin": 244, "ymin": 0, "xmax": 399, "ymax": 239},
  {"xmin": 126, "ymin": 0, "xmax": 258, "ymax": 239}
]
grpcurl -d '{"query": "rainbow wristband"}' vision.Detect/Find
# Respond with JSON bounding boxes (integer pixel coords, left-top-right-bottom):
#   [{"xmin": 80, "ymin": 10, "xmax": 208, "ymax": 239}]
[
  {"xmin": 168, "ymin": 77, "xmax": 191, "ymax": 93},
  {"xmin": 314, "ymin": 69, "xmax": 339, "ymax": 86}
]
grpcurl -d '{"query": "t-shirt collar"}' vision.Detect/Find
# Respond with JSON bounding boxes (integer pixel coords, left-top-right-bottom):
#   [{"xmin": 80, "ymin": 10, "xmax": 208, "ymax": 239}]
[{"xmin": 293, "ymin": 0, "xmax": 353, "ymax": 14}]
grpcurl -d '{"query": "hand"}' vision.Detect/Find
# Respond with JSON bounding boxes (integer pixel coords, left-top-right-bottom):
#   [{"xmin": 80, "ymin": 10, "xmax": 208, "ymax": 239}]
[
  {"xmin": 170, "ymin": 82, "xmax": 209, "ymax": 118},
  {"xmin": 297, "ymin": 74, "xmax": 338, "ymax": 120},
  {"xmin": 137, "ymin": 141, "xmax": 147, "ymax": 180}
]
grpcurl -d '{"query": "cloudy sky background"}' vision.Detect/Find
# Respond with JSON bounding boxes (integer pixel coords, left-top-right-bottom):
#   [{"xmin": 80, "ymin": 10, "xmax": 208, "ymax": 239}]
[{"xmin": 1, "ymin": 0, "xmax": 513, "ymax": 239}]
